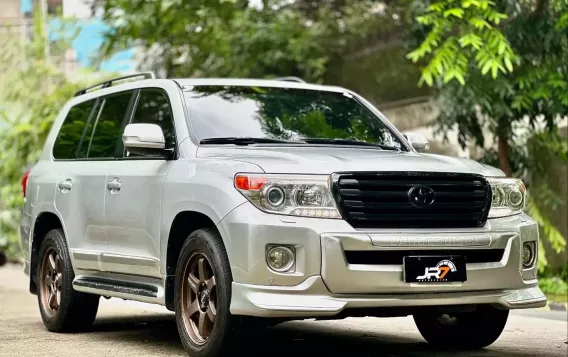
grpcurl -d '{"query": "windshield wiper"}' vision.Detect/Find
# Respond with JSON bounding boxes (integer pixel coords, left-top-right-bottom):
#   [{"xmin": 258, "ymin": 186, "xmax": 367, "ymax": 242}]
[
  {"xmin": 200, "ymin": 137, "xmax": 306, "ymax": 145},
  {"xmin": 302, "ymin": 138, "xmax": 401, "ymax": 151},
  {"xmin": 200, "ymin": 137, "xmax": 401, "ymax": 151}
]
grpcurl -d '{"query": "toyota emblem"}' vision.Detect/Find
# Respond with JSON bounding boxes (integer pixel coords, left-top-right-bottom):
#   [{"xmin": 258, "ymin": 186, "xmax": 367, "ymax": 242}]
[{"xmin": 408, "ymin": 185, "xmax": 436, "ymax": 208}]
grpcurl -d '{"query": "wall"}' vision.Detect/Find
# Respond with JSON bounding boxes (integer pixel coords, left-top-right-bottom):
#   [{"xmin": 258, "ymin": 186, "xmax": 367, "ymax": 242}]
[{"xmin": 2, "ymin": 0, "xmax": 21, "ymax": 17}]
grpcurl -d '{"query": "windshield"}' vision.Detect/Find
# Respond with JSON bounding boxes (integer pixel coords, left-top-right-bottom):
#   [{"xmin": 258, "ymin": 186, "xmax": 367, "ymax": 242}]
[{"xmin": 182, "ymin": 85, "xmax": 405, "ymax": 150}]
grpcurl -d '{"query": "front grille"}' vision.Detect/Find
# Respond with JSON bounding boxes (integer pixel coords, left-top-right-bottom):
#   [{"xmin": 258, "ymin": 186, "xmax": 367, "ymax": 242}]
[
  {"xmin": 332, "ymin": 172, "xmax": 492, "ymax": 229},
  {"xmin": 345, "ymin": 249, "xmax": 505, "ymax": 265}
]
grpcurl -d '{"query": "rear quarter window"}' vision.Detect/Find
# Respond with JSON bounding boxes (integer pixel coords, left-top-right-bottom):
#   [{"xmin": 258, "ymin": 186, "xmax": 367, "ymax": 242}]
[{"xmin": 52, "ymin": 100, "xmax": 96, "ymax": 159}]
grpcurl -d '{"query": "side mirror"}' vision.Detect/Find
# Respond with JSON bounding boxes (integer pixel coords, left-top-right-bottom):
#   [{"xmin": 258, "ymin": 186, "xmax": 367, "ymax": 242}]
[
  {"xmin": 122, "ymin": 123, "xmax": 168, "ymax": 157},
  {"xmin": 403, "ymin": 132, "xmax": 429, "ymax": 152}
]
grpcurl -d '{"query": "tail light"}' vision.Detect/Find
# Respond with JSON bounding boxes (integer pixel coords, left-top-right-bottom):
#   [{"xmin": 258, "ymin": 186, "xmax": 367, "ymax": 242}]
[{"xmin": 22, "ymin": 170, "xmax": 30, "ymax": 197}]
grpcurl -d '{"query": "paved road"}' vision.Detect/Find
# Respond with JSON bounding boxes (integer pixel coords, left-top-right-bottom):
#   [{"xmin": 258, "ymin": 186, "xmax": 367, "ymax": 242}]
[{"xmin": 1, "ymin": 264, "xmax": 566, "ymax": 357}]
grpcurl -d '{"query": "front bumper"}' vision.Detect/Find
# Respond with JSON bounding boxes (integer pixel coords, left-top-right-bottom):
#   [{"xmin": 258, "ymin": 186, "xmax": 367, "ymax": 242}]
[
  {"xmin": 217, "ymin": 203, "xmax": 545, "ymax": 317},
  {"xmin": 231, "ymin": 277, "xmax": 546, "ymax": 318}
]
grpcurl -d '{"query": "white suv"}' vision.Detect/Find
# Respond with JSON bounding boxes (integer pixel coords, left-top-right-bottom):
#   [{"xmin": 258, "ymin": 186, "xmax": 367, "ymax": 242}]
[{"xmin": 20, "ymin": 73, "xmax": 546, "ymax": 356}]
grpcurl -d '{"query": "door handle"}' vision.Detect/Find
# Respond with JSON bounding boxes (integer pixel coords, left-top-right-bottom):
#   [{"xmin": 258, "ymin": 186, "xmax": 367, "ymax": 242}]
[
  {"xmin": 107, "ymin": 177, "xmax": 121, "ymax": 192},
  {"xmin": 58, "ymin": 179, "xmax": 72, "ymax": 192}
]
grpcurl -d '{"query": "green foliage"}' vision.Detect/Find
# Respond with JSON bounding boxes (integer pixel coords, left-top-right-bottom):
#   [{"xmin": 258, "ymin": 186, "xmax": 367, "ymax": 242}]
[
  {"xmin": 410, "ymin": 0, "xmax": 568, "ymax": 270},
  {"xmin": 100, "ymin": 0, "xmax": 405, "ymax": 82},
  {"xmin": 0, "ymin": 11, "xmax": 100, "ymax": 259},
  {"xmin": 407, "ymin": 0, "xmax": 516, "ymax": 86},
  {"xmin": 477, "ymin": 130, "xmax": 567, "ymax": 271},
  {"xmin": 527, "ymin": 196, "xmax": 566, "ymax": 272},
  {"xmin": 539, "ymin": 276, "xmax": 568, "ymax": 297}
]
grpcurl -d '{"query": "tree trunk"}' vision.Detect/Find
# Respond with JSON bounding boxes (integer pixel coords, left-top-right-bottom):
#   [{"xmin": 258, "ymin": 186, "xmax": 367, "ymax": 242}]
[
  {"xmin": 497, "ymin": 133, "xmax": 513, "ymax": 177},
  {"xmin": 533, "ymin": 0, "xmax": 548, "ymax": 18}
]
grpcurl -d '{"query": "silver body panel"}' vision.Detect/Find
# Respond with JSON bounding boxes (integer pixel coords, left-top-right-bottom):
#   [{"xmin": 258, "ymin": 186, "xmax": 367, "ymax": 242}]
[
  {"xmin": 230, "ymin": 278, "xmax": 546, "ymax": 317},
  {"xmin": 20, "ymin": 78, "xmax": 545, "ymax": 318}
]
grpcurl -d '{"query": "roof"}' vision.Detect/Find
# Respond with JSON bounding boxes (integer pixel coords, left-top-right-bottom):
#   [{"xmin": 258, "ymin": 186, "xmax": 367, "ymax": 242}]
[
  {"xmin": 173, "ymin": 78, "xmax": 346, "ymax": 93},
  {"xmin": 71, "ymin": 75, "xmax": 349, "ymax": 105}
]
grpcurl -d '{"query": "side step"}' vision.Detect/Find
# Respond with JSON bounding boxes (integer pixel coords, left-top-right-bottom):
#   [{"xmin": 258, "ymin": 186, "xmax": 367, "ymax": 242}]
[{"xmin": 73, "ymin": 277, "xmax": 159, "ymax": 298}]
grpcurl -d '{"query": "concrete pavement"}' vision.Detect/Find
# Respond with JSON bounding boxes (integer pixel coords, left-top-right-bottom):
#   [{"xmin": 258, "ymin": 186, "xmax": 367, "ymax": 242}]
[{"xmin": 1, "ymin": 263, "xmax": 566, "ymax": 357}]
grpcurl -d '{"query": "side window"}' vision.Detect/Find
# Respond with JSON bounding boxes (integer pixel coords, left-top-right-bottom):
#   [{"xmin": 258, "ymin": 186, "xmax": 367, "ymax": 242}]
[
  {"xmin": 76, "ymin": 100, "xmax": 101, "ymax": 159},
  {"xmin": 130, "ymin": 89, "xmax": 176, "ymax": 150},
  {"xmin": 52, "ymin": 100, "xmax": 96, "ymax": 159},
  {"xmin": 86, "ymin": 92, "xmax": 133, "ymax": 159}
]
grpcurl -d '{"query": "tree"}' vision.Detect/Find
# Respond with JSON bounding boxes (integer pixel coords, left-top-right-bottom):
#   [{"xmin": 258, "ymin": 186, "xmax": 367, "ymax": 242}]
[
  {"xmin": 0, "ymin": 9, "xmax": 99, "ymax": 259},
  {"xmin": 408, "ymin": 0, "xmax": 568, "ymax": 270},
  {"xmin": 100, "ymin": 0, "xmax": 409, "ymax": 81}
]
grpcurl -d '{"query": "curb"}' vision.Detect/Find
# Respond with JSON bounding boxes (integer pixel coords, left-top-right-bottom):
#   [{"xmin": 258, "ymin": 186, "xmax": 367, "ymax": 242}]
[{"xmin": 540, "ymin": 301, "xmax": 568, "ymax": 311}]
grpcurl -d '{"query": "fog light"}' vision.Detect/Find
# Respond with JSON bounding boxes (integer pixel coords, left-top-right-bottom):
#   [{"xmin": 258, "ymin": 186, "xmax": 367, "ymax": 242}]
[
  {"xmin": 266, "ymin": 246, "xmax": 295, "ymax": 272},
  {"xmin": 522, "ymin": 242, "xmax": 536, "ymax": 268}
]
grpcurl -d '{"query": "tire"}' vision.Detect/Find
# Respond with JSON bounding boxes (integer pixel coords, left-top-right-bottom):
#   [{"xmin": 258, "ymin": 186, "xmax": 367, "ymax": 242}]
[
  {"xmin": 36, "ymin": 228, "xmax": 100, "ymax": 332},
  {"xmin": 413, "ymin": 305, "xmax": 509, "ymax": 349},
  {"xmin": 174, "ymin": 228, "xmax": 248, "ymax": 357}
]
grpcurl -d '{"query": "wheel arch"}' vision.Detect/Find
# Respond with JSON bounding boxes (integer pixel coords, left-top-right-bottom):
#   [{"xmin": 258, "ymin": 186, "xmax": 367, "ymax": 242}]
[
  {"xmin": 30, "ymin": 212, "xmax": 64, "ymax": 294},
  {"xmin": 164, "ymin": 210, "xmax": 226, "ymax": 311}
]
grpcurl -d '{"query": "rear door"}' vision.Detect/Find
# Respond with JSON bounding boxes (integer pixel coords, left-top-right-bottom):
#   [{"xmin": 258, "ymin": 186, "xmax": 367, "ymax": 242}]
[
  {"xmin": 53, "ymin": 98, "xmax": 107, "ymax": 271},
  {"xmin": 102, "ymin": 89, "xmax": 177, "ymax": 277}
]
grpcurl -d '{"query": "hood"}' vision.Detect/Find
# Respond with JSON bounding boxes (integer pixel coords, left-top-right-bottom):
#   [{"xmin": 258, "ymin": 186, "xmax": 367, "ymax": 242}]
[{"xmin": 196, "ymin": 146, "xmax": 505, "ymax": 177}]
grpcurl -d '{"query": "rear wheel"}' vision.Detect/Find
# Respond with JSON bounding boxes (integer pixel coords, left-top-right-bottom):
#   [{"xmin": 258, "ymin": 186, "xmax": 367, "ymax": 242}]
[
  {"xmin": 37, "ymin": 229, "xmax": 99, "ymax": 332},
  {"xmin": 175, "ymin": 228, "xmax": 251, "ymax": 357},
  {"xmin": 413, "ymin": 305, "xmax": 509, "ymax": 349}
]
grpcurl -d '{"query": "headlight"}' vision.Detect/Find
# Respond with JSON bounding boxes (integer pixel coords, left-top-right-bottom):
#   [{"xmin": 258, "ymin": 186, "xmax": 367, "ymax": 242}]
[
  {"xmin": 234, "ymin": 174, "xmax": 341, "ymax": 218},
  {"xmin": 487, "ymin": 178, "xmax": 526, "ymax": 218}
]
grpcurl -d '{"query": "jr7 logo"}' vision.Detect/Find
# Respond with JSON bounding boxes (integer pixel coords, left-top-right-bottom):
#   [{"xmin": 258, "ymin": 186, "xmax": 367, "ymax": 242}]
[{"xmin": 415, "ymin": 259, "xmax": 457, "ymax": 281}]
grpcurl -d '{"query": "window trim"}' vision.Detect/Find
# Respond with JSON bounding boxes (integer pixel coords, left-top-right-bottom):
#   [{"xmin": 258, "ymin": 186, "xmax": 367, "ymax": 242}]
[
  {"xmin": 113, "ymin": 90, "xmax": 139, "ymax": 158},
  {"xmin": 75, "ymin": 98, "xmax": 101, "ymax": 159}
]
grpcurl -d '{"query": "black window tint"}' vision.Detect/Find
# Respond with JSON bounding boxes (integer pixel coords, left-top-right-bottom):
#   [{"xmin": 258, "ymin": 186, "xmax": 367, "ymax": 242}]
[
  {"xmin": 75, "ymin": 101, "xmax": 100, "ymax": 159},
  {"xmin": 87, "ymin": 92, "xmax": 132, "ymax": 158},
  {"xmin": 53, "ymin": 100, "xmax": 95, "ymax": 159},
  {"xmin": 131, "ymin": 90, "xmax": 176, "ymax": 149}
]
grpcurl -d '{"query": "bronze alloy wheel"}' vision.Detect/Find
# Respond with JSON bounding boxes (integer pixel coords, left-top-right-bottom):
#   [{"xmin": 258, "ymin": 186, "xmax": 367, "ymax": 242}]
[
  {"xmin": 181, "ymin": 251, "xmax": 218, "ymax": 345},
  {"xmin": 40, "ymin": 247, "xmax": 63, "ymax": 318}
]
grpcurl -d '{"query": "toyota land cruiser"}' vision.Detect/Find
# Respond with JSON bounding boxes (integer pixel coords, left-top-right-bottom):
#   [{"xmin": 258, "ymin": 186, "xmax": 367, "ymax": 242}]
[{"xmin": 20, "ymin": 73, "xmax": 546, "ymax": 356}]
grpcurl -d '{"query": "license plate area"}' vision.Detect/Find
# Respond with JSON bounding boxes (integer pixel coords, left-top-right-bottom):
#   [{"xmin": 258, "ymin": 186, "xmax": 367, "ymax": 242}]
[{"xmin": 403, "ymin": 256, "xmax": 467, "ymax": 283}]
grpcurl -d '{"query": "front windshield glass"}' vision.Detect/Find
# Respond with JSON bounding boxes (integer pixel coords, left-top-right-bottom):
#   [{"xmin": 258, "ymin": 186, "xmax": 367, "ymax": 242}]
[{"xmin": 182, "ymin": 85, "xmax": 404, "ymax": 149}]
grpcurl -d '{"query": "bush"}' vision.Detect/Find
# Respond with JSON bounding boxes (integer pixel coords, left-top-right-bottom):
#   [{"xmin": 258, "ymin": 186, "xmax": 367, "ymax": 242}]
[{"xmin": 539, "ymin": 276, "xmax": 568, "ymax": 297}]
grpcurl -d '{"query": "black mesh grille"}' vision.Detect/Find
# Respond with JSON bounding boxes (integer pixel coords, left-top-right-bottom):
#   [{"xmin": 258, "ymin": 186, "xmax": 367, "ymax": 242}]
[
  {"xmin": 344, "ymin": 249, "xmax": 505, "ymax": 265},
  {"xmin": 332, "ymin": 172, "xmax": 492, "ymax": 229}
]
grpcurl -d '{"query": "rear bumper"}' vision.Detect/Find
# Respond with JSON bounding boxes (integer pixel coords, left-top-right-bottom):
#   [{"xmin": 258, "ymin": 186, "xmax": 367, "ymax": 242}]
[{"xmin": 230, "ymin": 276, "xmax": 547, "ymax": 318}]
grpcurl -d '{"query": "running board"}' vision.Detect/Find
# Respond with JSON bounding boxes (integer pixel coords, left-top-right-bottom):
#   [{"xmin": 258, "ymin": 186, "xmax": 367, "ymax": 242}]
[{"xmin": 73, "ymin": 277, "xmax": 159, "ymax": 299}]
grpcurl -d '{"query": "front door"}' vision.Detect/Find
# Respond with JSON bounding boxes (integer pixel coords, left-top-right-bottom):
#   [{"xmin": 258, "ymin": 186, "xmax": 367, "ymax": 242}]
[{"xmin": 103, "ymin": 89, "xmax": 177, "ymax": 278}]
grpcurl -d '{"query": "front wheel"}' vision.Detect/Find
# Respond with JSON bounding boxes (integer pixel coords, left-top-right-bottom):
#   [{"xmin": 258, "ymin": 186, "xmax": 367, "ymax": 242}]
[
  {"xmin": 174, "ymin": 228, "xmax": 248, "ymax": 357},
  {"xmin": 413, "ymin": 305, "xmax": 509, "ymax": 350}
]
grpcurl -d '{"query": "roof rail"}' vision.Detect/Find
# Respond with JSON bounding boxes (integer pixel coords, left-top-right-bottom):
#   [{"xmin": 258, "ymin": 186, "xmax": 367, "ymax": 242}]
[
  {"xmin": 273, "ymin": 76, "xmax": 306, "ymax": 83},
  {"xmin": 74, "ymin": 72, "xmax": 156, "ymax": 97}
]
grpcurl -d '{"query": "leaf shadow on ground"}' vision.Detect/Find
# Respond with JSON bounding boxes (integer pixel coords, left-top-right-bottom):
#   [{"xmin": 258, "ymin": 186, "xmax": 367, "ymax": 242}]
[{"xmin": 88, "ymin": 314, "xmax": 542, "ymax": 357}]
